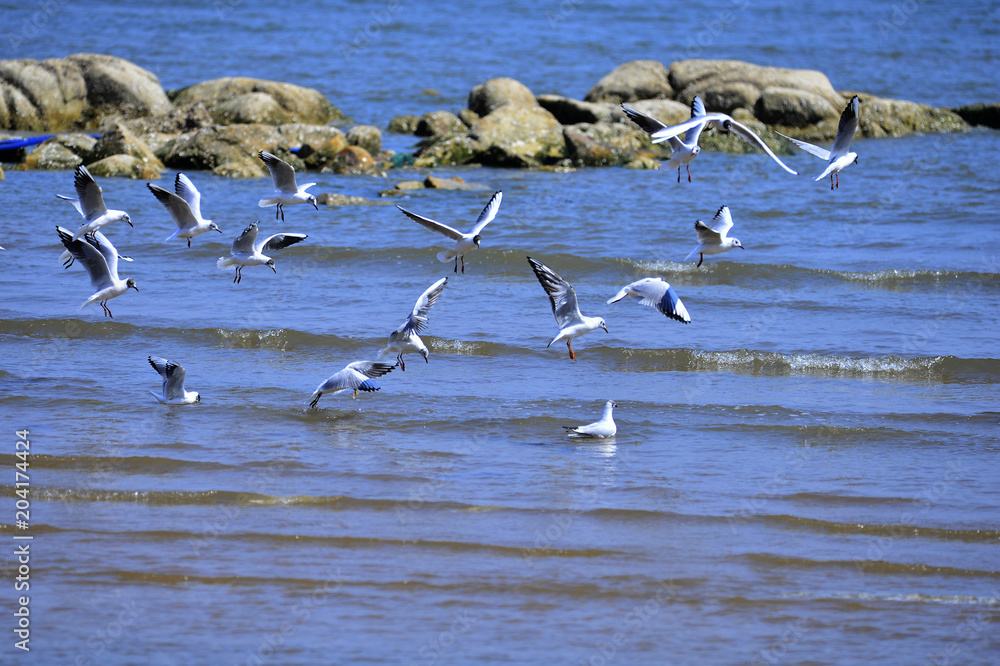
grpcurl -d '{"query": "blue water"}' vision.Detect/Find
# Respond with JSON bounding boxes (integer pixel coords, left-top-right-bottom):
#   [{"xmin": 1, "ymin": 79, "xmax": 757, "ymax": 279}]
[{"xmin": 2, "ymin": 1, "xmax": 999, "ymax": 665}]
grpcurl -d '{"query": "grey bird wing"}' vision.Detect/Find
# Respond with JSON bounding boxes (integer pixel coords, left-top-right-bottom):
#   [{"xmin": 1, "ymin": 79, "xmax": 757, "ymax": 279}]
[
  {"xmin": 724, "ymin": 118, "xmax": 799, "ymax": 175},
  {"xmin": 694, "ymin": 219, "xmax": 723, "ymax": 244},
  {"xmin": 637, "ymin": 278, "xmax": 691, "ymax": 323},
  {"xmin": 396, "ymin": 206, "xmax": 464, "ymax": 241},
  {"xmin": 324, "ymin": 361, "xmax": 396, "ymax": 391},
  {"xmin": 56, "ymin": 194, "xmax": 85, "ymax": 217},
  {"xmin": 471, "ymin": 190, "xmax": 503, "ymax": 235},
  {"xmin": 347, "ymin": 360, "xmax": 397, "ymax": 380},
  {"xmin": 830, "ymin": 95, "xmax": 860, "ymax": 160},
  {"xmin": 774, "ymin": 131, "xmax": 831, "ymax": 161},
  {"xmin": 707, "ymin": 205, "xmax": 734, "ymax": 238},
  {"xmin": 174, "ymin": 173, "xmax": 204, "ymax": 220},
  {"xmin": 259, "ymin": 233, "xmax": 308, "ymax": 253},
  {"xmin": 148, "ymin": 183, "xmax": 198, "ymax": 230},
  {"xmin": 56, "ymin": 226, "xmax": 114, "ymax": 290},
  {"xmin": 231, "ymin": 222, "xmax": 259, "ymax": 255},
  {"xmin": 73, "ymin": 165, "xmax": 108, "ymax": 221},
  {"xmin": 259, "ymin": 151, "xmax": 299, "ymax": 194},
  {"xmin": 149, "ymin": 356, "xmax": 186, "ymax": 400},
  {"xmin": 84, "ymin": 228, "xmax": 122, "ymax": 280},
  {"xmin": 400, "ymin": 277, "xmax": 448, "ymax": 336},
  {"xmin": 622, "ymin": 104, "xmax": 684, "ymax": 151},
  {"xmin": 527, "ymin": 257, "xmax": 584, "ymax": 328}
]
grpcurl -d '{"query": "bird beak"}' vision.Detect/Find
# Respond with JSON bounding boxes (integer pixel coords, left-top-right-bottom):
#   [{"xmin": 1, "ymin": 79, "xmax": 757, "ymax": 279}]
[
  {"xmin": 126, "ymin": 219, "xmax": 134, "ymax": 228},
  {"xmin": 311, "ymin": 200, "xmax": 319, "ymax": 211},
  {"xmin": 215, "ymin": 228, "xmax": 223, "ymax": 234},
  {"xmin": 131, "ymin": 284, "xmax": 139, "ymax": 292},
  {"xmin": 739, "ymin": 245, "xmax": 745, "ymax": 250},
  {"xmin": 602, "ymin": 324, "xmax": 609, "ymax": 333},
  {"xmin": 269, "ymin": 264, "xmax": 277, "ymax": 274}
]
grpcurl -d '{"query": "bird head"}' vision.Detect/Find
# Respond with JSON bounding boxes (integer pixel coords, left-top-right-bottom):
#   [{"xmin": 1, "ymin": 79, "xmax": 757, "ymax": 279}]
[
  {"xmin": 267, "ymin": 259, "xmax": 277, "ymax": 273},
  {"xmin": 122, "ymin": 213, "xmax": 133, "ymax": 228},
  {"xmin": 421, "ymin": 349, "xmax": 429, "ymax": 363},
  {"xmin": 599, "ymin": 318, "xmax": 609, "ymax": 334},
  {"xmin": 733, "ymin": 238, "xmax": 745, "ymax": 250},
  {"xmin": 126, "ymin": 277, "xmax": 139, "ymax": 291},
  {"xmin": 309, "ymin": 194, "xmax": 318, "ymax": 210},
  {"xmin": 851, "ymin": 152, "xmax": 859, "ymax": 166},
  {"xmin": 195, "ymin": 393, "xmax": 202, "ymax": 403},
  {"xmin": 209, "ymin": 222, "xmax": 223, "ymax": 234},
  {"xmin": 691, "ymin": 145, "xmax": 701, "ymax": 156},
  {"xmin": 473, "ymin": 234, "xmax": 482, "ymax": 248}
]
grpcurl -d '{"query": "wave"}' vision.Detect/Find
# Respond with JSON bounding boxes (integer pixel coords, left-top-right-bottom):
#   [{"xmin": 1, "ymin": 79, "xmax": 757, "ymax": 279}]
[
  {"xmin": 757, "ymin": 514, "xmax": 1000, "ymax": 543},
  {"xmin": 742, "ymin": 553, "xmax": 1000, "ymax": 578}
]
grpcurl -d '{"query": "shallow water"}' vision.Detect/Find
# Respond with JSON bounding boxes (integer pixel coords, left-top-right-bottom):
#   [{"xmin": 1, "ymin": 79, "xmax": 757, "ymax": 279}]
[{"xmin": 2, "ymin": 1, "xmax": 1000, "ymax": 664}]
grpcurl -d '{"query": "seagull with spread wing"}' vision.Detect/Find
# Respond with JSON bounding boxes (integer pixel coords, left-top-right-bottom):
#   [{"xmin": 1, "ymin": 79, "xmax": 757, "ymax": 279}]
[
  {"xmin": 607, "ymin": 278, "xmax": 691, "ymax": 323},
  {"xmin": 308, "ymin": 361, "xmax": 397, "ymax": 408},
  {"xmin": 147, "ymin": 356, "xmax": 201, "ymax": 405},
  {"xmin": 397, "ymin": 190, "xmax": 502, "ymax": 273},
  {"xmin": 217, "ymin": 222, "xmax": 307, "ymax": 284},
  {"xmin": 686, "ymin": 205, "xmax": 744, "ymax": 267},
  {"xmin": 57, "ymin": 165, "xmax": 134, "ymax": 240},
  {"xmin": 527, "ymin": 256, "xmax": 608, "ymax": 361},
  {"xmin": 56, "ymin": 226, "xmax": 138, "ymax": 318},
  {"xmin": 147, "ymin": 173, "xmax": 222, "ymax": 247},
  {"xmin": 777, "ymin": 95, "xmax": 860, "ymax": 190},
  {"xmin": 622, "ymin": 97, "xmax": 707, "ymax": 182},
  {"xmin": 258, "ymin": 151, "xmax": 318, "ymax": 221},
  {"xmin": 378, "ymin": 277, "xmax": 448, "ymax": 370}
]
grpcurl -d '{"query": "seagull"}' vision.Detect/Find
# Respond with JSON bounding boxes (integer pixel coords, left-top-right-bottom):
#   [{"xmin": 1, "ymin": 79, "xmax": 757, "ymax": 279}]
[
  {"xmin": 308, "ymin": 361, "xmax": 397, "ymax": 408},
  {"xmin": 686, "ymin": 205, "xmax": 744, "ymax": 267},
  {"xmin": 147, "ymin": 173, "xmax": 222, "ymax": 247},
  {"xmin": 776, "ymin": 95, "xmax": 860, "ymax": 190},
  {"xmin": 397, "ymin": 190, "xmax": 502, "ymax": 274},
  {"xmin": 56, "ymin": 226, "xmax": 138, "ymax": 318},
  {"xmin": 57, "ymin": 165, "xmax": 134, "ymax": 240},
  {"xmin": 147, "ymin": 356, "xmax": 201, "ymax": 405},
  {"xmin": 622, "ymin": 97, "xmax": 706, "ymax": 182},
  {"xmin": 258, "ymin": 151, "xmax": 318, "ymax": 221},
  {"xmin": 60, "ymin": 230, "xmax": 133, "ymax": 269},
  {"xmin": 527, "ymin": 256, "xmax": 608, "ymax": 361},
  {"xmin": 378, "ymin": 277, "xmax": 448, "ymax": 370},
  {"xmin": 217, "ymin": 222, "xmax": 307, "ymax": 284},
  {"xmin": 643, "ymin": 102, "xmax": 798, "ymax": 176},
  {"xmin": 607, "ymin": 278, "xmax": 691, "ymax": 323},
  {"xmin": 564, "ymin": 400, "xmax": 617, "ymax": 438}
]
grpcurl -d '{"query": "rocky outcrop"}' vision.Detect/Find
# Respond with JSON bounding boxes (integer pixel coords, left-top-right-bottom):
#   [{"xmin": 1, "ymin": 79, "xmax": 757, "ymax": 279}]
[
  {"xmin": 953, "ymin": 102, "xmax": 1000, "ymax": 129},
  {"xmin": 0, "ymin": 53, "xmax": 169, "ymax": 131},
  {"xmin": 536, "ymin": 95, "xmax": 622, "ymax": 125},
  {"xmin": 388, "ymin": 114, "xmax": 420, "ymax": 133},
  {"xmin": 168, "ymin": 77, "xmax": 346, "ymax": 126},
  {"xmin": 160, "ymin": 123, "xmax": 284, "ymax": 176},
  {"xmin": 584, "ymin": 60, "xmax": 673, "ymax": 104},
  {"xmin": 563, "ymin": 123, "xmax": 649, "ymax": 167},
  {"xmin": 468, "ymin": 103, "xmax": 565, "ymax": 168},
  {"xmin": 322, "ymin": 145, "xmax": 376, "ymax": 175},
  {"xmin": 86, "ymin": 154, "xmax": 162, "ymax": 179},
  {"xmin": 844, "ymin": 92, "xmax": 968, "ymax": 138},
  {"xmin": 415, "ymin": 111, "xmax": 465, "ymax": 139},
  {"xmin": 22, "ymin": 140, "xmax": 83, "ymax": 170},
  {"xmin": 468, "ymin": 78, "xmax": 537, "ymax": 116},
  {"xmin": 347, "ymin": 125, "xmax": 382, "ymax": 155},
  {"xmin": 88, "ymin": 120, "xmax": 163, "ymax": 169}
]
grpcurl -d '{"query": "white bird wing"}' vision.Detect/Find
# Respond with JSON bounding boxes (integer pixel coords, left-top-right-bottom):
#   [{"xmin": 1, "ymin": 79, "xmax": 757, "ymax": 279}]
[
  {"xmin": 830, "ymin": 95, "xmax": 860, "ymax": 160},
  {"xmin": 694, "ymin": 219, "xmax": 723, "ymax": 244},
  {"xmin": 174, "ymin": 173, "xmax": 203, "ymax": 220},
  {"xmin": 259, "ymin": 233, "xmax": 308, "ymax": 253},
  {"xmin": 73, "ymin": 165, "xmax": 108, "ymax": 221},
  {"xmin": 396, "ymin": 206, "xmax": 464, "ymax": 241},
  {"xmin": 774, "ymin": 131, "xmax": 831, "ymax": 161},
  {"xmin": 637, "ymin": 279, "xmax": 691, "ymax": 323},
  {"xmin": 324, "ymin": 361, "xmax": 395, "ymax": 391},
  {"xmin": 259, "ymin": 151, "xmax": 299, "ymax": 194},
  {"xmin": 149, "ymin": 356, "xmax": 186, "ymax": 400},
  {"xmin": 649, "ymin": 114, "xmax": 717, "ymax": 144},
  {"xmin": 470, "ymin": 190, "xmax": 502, "ymax": 235},
  {"xmin": 724, "ymin": 118, "xmax": 799, "ymax": 175},
  {"xmin": 707, "ymin": 205, "xmax": 734, "ymax": 237},
  {"xmin": 55, "ymin": 194, "xmax": 84, "ymax": 217},
  {"xmin": 231, "ymin": 223, "xmax": 259, "ymax": 255},
  {"xmin": 684, "ymin": 96, "xmax": 708, "ymax": 145},
  {"xmin": 621, "ymin": 104, "xmax": 684, "ymax": 151},
  {"xmin": 399, "ymin": 277, "xmax": 448, "ymax": 336},
  {"xmin": 148, "ymin": 183, "xmax": 198, "ymax": 230},
  {"xmin": 56, "ymin": 226, "xmax": 114, "ymax": 290},
  {"xmin": 527, "ymin": 257, "xmax": 584, "ymax": 329}
]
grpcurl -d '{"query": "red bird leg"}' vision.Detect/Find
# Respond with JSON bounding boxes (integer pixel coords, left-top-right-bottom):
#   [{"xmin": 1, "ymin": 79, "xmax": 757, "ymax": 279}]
[{"xmin": 567, "ymin": 340, "xmax": 576, "ymax": 361}]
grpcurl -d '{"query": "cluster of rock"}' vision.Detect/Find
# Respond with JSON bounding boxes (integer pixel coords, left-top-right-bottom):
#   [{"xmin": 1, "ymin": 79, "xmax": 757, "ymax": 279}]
[{"xmin": 1, "ymin": 54, "xmax": 996, "ymax": 178}]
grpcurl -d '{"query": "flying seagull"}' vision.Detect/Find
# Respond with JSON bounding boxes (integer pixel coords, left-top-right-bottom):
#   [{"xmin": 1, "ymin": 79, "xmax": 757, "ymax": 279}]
[
  {"xmin": 217, "ymin": 222, "xmax": 307, "ymax": 284},
  {"xmin": 643, "ymin": 103, "xmax": 798, "ymax": 176},
  {"xmin": 397, "ymin": 190, "xmax": 502, "ymax": 274},
  {"xmin": 60, "ymin": 229, "xmax": 132, "ymax": 269},
  {"xmin": 777, "ymin": 95, "xmax": 860, "ymax": 190},
  {"xmin": 607, "ymin": 278, "xmax": 691, "ymax": 323},
  {"xmin": 57, "ymin": 165, "xmax": 134, "ymax": 240},
  {"xmin": 308, "ymin": 361, "xmax": 397, "ymax": 408},
  {"xmin": 564, "ymin": 400, "xmax": 617, "ymax": 438},
  {"xmin": 56, "ymin": 226, "xmax": 138, "ymax": 318},
  {"xmin": 622, "ymin": 97, "xmax": 706, "ymax": 182},
  {"xmin": 147, "ymin": 173, "xmax": 222, "ymax": 247},
  {"xmin": 378, "ymin": 277, "xmax": 448, "ymax": 370},
  {"xmin": 147, "ymin": 356, "xmax": 201, "ymax": 405},
  {"xmin": 686, "ymin": 205, "xmax": 744, "ymax": 267},
  {"xmin": 527, "ymin": 256, "xmax": 608, "ymax": 361},
  {"xmin": 258, "ymin": 151, "xmax": 318, "ymax": 221}
]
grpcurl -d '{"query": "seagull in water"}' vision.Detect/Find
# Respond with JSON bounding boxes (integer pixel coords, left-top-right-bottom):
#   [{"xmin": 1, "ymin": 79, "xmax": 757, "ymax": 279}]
[
  {"xmin": 397, "ymin": 190, "xmax": 502, "ymax": 274},
  {"xmin": 564, "ymin": 400, "xmax": 617, "ymax": 438},
  {"xmin": 258, "ymin": 151, "xmax": 318, "ymax": 221},
  {"xmin": 147, "ymin": 173, "xmax": 222, "ymax": 247},
  {"xmin": 217, "ymin": 222, "xmax": 307, "ymax": 284},
  {"xmin": 607, "ymin": 278, "xmax": 691, "ymax": 323},
  {"xmin": 378, "ymin": 277, "xmax": 448, "ymax": 370},
  {"xmin": 622, "ymin": 97, "xmax": 706, "ymax": 182},
  {"xmin": 642, "ymin": 103, "xmax": 798, "ymax": 176},
  {"xmin": 147, "ymin": 356, "xmax": 201, "ymax": 405},
  {"xmin": 56, "ymin": 226, "xmax": 138, "ymax": 318},
  {"xmin": 527, "ymin": 256, "xmax": 608, "ymax": 361},
  {"xmin": 57, "ymin": 165, "xmax": 133, "ymax": 240},
  {"xmin": 777, "ymin": 95, "xmax": 860, "ymax": 190},
  {"xmin": 686, "ymin": 205, "xmax": 744, "ymax": 267},
  {"xmin": 308, "ymin": 361, "xmax": 397, "ymax": 408}
]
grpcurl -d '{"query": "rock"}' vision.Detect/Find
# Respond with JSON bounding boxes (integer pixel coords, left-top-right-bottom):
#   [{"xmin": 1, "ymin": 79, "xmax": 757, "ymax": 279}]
[
  {"xmin": 536, "ymin": 95, "xmax": 622, "ymax": 125},
  {"xmin": 23, "ymin": 141, "xmax": 83, "ymax": 170},
  {"xmin": 86, "ymin": 154, "xmax": 162, "ymax": 179},
  {"xmin": 302, "ymin": 135, "xmax": 349, "ymax": 169},
  {"xmin": 278, "ymin": 124, "xmax": 347, "ymax": 152},
  {"xmin": 316, "ymin": 193, "xmax": 390, "ymax": 206},
  {"xmin": 697, "ymin": 108, "xmax": 791, "ymax": 155},
  {"xmin": 168, "ymin": 77, "xmax": 346, "ymax": 126},
  {"xmin": 48, "ymin": 132, "xmax": 98, "ymax": 158},
  {"xmin": 952, "ymin": 102, "xmax": 1000, "ymax": 129},
  {"xmin": 424, "ymin": 175, "xmax": 486, "ymax": 190},
  {"xmin": 0, "ymin": 163, "xmax": 4, "ymax": 180},
  {"xmin": 754, "ymin": 87, "xmax": 839, "ymax": 128},
  {"xmin": 322, "ymin": 145, "xmax": 376, "ymax": 175},
  {"xmin": 414, "ymin": 135, "xmax": 477, "ymax": 167},
  {"xmin": 213, "ymin": 157, "xmax": 266, "ymax": 179},
  {"xmin": 624, "ymin": 154, "xmax": 661, "ymax": 169},
  {"xmin": 394, "ymin": 180, "xmax": 426, "ymax": 191},
  {"xmin": 388, "ymin": 114, "xmax": 420, "ymax": 133},
  {"xmin": 563, "ymin": 123, "xmax": 645, "ymax": 167},
  {"xmin": 847, "ymin": 93, "xmax": 968, "ymax": 138},
  {"xmin": 584, "ymin": 60, "xmax": 673, "ymax": 104},
  {"xmin": 468, "ymin": 77, "xmax": 537, "ymax": 116},
  {"xmin": 161, "ymin": 123, "xmax": 283, "ymax": 173},
  {"xmin": 0, "ymin": 54, "xmax": 168, "ymax": 131},
  {"xmin": 126, "ymin": 102, "xmax": 214, "ymax": 135},
  {"xmin": 619, "ymin": 99, "xmax": 691, "ymax": 128},
  {"xmin": 347, "ymin": 124, "xmax": 382, "ymax": 155},
  {"xmin": 469, "ymin": 104, "xmax": 565, "ymax": 168},
  {"xmin": 88, "ymin": 121, "xmax": 163, "ymax": 168},
  {"xmin": 415, "ymin": 110, "xmax": 466, "ymax": 138},
  {"xmin": 458, "ymin": 109, "xmax": 479, "ymax": 127}
]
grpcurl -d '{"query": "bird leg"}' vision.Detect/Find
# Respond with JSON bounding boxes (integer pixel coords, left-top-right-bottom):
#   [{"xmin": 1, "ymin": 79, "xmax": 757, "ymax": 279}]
[
  {"xmin": 453, "ymin": 257, "xmax": 459, "ymax": 273},
  {"xmin": 830, "ymin": 174, "xmax": 835, "ymax": 191},
  {"xmin": 101, "ymin": 301, "xmax": 113, "ymax": 318},
  {"xmin": 676, "ymin": 167, "xmax": 681, "ymax": 183},
  {"xmin": 567, "ymin": 340, "xmax": 576, "ymax": 361},
  {"xmin": 235, "ymin": 266, "xmax": 243, "ymax": 284},
  {"xmin": 275, "ymin": 203, "xmax": 283, "ymax": 221},
  {"xmin": 835, "ymin": 172, "xmax": 840, "ymax": 189},
  {"xmin": 461, "ymin": 255, "xmax": 466, "ymax": 274},
  {"xmin": 187, "ymin": 238, "xmax": 192, "ymax": 248},
  {"xmin": 686, "ymin": 163, "xmax": 693, "ymax": 182},
  {"xmin": 398, "ymin": 354, "xmax": 406, "ymax": 371},
  {"xmin": 353, "ymin": 389, "xmax": 358, "ymax": 398},
  {"xmin": 697, "ymin": 253, "xmax": 704, "ymax": 268}
]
